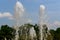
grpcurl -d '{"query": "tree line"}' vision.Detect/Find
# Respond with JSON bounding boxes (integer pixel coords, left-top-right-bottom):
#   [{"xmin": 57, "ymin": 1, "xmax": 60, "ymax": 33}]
[{"xmin": 0, "ymin": 24, "xmax": 60, "ymax": 40}]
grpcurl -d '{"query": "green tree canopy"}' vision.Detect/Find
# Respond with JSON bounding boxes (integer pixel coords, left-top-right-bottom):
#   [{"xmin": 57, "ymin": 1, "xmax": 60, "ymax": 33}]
[{"xmin": 0, "ymin": 25, "xmax": 16, "ymax": 40}]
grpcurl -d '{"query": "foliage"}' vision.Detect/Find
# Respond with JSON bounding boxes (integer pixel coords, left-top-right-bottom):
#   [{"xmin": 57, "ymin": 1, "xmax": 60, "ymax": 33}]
[
  {"xmin": 18, "ymin": 23, "xmax": 34, "ymax": 40},
  {"xmin": 0, "ymin": 24, "xmax": 60, "ymax": 40},
  {"xmin": 50, "ymin": 28, "xmax": 60, "ymax": 40},
  {"xmin": 0, "ymin": 25, "xmax": 16, "ymax": 40},
  {"xmin": 33, "ymin": 24, "xmax": 40, "ymax": 40}
]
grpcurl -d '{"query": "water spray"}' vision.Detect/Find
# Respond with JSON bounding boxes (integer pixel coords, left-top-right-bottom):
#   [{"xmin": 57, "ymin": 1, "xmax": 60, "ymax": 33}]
[
  {"xmin": 14, "ymin": 0, "xmax": 24, "ymax": 40},
  {"xmin": 39, "ymin": 5, "xmax": 45, "ymax": 40}
]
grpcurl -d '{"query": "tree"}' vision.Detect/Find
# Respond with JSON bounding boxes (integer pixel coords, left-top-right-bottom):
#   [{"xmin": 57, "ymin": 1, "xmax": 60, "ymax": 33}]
[
  {"xmin": 33, "ymin": 24, "xmax": 40, "ymax": 40},
  {"xmin": 55, "ymin": 28, "xmax": 60, "ymax": 40},
  {"xmin": 18, "ymin": 23, "xmax": 34, "ymax": 40},
  {"xmin": 49, "ymin": 29, "xmax": 55, "ymax": 40},
  {"xmin": 0, "ymin": 25, "xmax": 16, "ymax": 40},
  {"xmin": 0, "ymin": 29, "xmax": 5, "ymax": 40},
  {"xmin": 49, "ymin": 28, "xmax": 60, "ymax": 40}
]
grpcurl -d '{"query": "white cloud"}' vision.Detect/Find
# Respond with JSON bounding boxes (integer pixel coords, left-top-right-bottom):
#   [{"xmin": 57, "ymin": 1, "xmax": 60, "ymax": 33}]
[
  {"xmin": 0, "ymin": 12, "xmax": 13, "ymax": 20},
  {"xmin": 0, "ymin": 13, "xmax": 3, "ymax": 18},
  {"xmin": 3, "ymin": 12, "xmax": 12, "ymax": 17},
  {"xmin": 53, "ymin": 21, "xmax": 60, "ymax": 26},
  {"xmin": 48, "ymin": 21, "xmax": 60, "ymax": 30}
]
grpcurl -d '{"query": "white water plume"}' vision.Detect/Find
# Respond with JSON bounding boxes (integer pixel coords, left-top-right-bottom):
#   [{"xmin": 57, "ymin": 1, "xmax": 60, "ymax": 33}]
[
  {"xmin": 14, "ymin": 1, "xmax": 24, "ymax": 40},
  {"xmin": 14, "ymin": 1, "xmax": 24, "ymax": 28},
  {"xmin": 39, "ymin": 5, "xmax": 46, "ymax": 40}
]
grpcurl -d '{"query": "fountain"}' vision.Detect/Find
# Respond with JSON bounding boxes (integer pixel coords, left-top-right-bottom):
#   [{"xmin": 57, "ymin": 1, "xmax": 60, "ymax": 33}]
[
  {"xmin": 13, "ymin": 0, "xmax": 50, "ymax": 40},
  {"xmin": 39, "ymin": 5, "xmax": 46, "ymax": 40},
  {"xmin": 39, "ymin": 5, "xmax": 53, "ymax": 40},
  {"xmin": 14, "ymin": 0, "xmax": 24, "ymax": 40}
]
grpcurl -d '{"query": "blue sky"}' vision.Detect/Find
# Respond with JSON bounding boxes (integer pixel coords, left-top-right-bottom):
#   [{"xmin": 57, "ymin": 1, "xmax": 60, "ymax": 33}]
[{"xmin": 0, "ymin": 0, "xmax": 60, "ymax": 29}]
